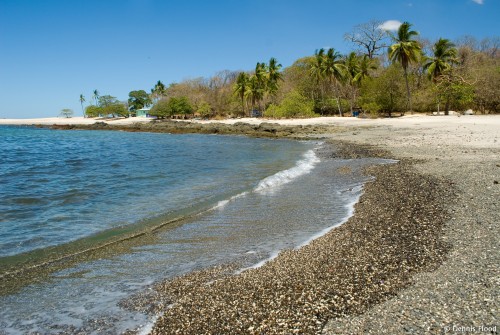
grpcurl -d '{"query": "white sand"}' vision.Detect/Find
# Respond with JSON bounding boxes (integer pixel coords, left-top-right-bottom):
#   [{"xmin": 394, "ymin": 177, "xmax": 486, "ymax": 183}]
[
  {"xmin": 1, "ymin": 115, "xmax": 498, "ymax": 148},
  {"xmin": 0, "ymin": 116, "xmax": 154, "ymax": 125}
]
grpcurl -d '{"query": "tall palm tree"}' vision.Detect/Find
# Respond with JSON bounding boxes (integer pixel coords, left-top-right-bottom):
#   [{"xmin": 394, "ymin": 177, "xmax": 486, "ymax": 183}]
[
  {"xmin": 233, "ymin": 72, "xmax": 249, "ymax": 116},
  {"xmin": 151, "ymin": 80, "xmax": 166, "ymax": 102},
  {"xmin": 266, "ymin": 57, "xmax": 283, "ymax": 98},
  {"xmin": 246, "ymin": 75, "xmax": 264, "ymax": 113},
  {"xmin": 310, "ymin": 49, "xmax": 326, "ymax": 101},
  {"xmin": 322, "ymin": 48, "xmax": 346, "ymax": 116},
  {"xmin": 424, "ymin": 38, "xmax": 457, "ymax": 81},
  {"xmin": 344, "ymin": 52, "xmax": 360, "ymax": 84},
  {"xmin": 353, "ymin": 55, "xmax": 377, "ymax": 84},
  {"xmin": 93, "ymin": 89, "xmax": 100, "ymax": 106},
  {"xmin": 252, "ymin": 62, "xmax": 268, "ymax": 111},
  {"xmin": 388, "ymin": 21, "xmax": 421, "ymax": 114},
  {"xmin": 79, "ymin": 94, "xmax": 86, "ymax": 117},
  {"xmin": 424, "ymin": 38, "xmax": 458, "ymax": 114}
]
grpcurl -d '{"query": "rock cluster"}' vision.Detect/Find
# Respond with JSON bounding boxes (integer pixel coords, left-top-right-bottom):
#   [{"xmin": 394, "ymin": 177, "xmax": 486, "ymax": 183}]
[{"xmin": 51, "ymin": 120, "xmax": 341, "ymax": 139}]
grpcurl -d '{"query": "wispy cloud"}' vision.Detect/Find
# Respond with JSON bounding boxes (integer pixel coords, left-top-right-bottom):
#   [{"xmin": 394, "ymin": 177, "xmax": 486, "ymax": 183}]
[
  {"xmin": 378, "ymin": 20, "xmax": 402, "ymax": 31},
  {"xmin": 472, "ymin": 0, "xmax": 484, "ymax": 4}
]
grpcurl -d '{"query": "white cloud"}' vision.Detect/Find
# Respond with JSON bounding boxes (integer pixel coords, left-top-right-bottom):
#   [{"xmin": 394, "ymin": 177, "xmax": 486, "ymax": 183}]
[
  {"xmin": 472, "ymin": 0, "xmax": 484, "ymax": 4},
  {"xmin": 378, "ymin": 20, "xmax": 403, "ymax": 31}
]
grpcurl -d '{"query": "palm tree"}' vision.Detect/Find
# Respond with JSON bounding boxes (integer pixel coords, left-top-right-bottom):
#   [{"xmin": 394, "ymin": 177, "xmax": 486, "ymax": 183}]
[
  {"xmin": 322, "ymin": 48, "xmax": 346, "ymax": 116},
  {"xmin": 310, "ymin": 48, "xmax": 326, "ymax": 102},
  {"xmin": 93, "ymin": 89, "xmax": 100, "ymax": 106},
  {"xmin": 251, "ymin": 62, "xmax": 267, "ymax": 111},
  {"xmin": 424, "ymin": 38, "xmax": 458, "ymax": 114},
  {"xmin": 388, "ymin": 21, "xmax": 421, "ymax": 114},
  {"xmin": 267, "ymin": 57, "xmax": 283, "ymax": 98},
  {"xmin": 79, "ymin": 94, "xmax": 86, "ymax": 117},
  {"xmin": 353, "ymin": 55, "xmax": 377, "ymax": 84},
  {"xmin": 233, "ymin": 72, "xmax": 249, "ymax": 116},
  {"xmin": 246, "ymin": 75, "xmax": 264, "ymax": 114},
  {"xmin": 151, "ymin": 80, "xmax": 166, "ymax": 102},
  {"xmin": 424, "ymin": 38, "xmax": 457, "ymax": 81}
]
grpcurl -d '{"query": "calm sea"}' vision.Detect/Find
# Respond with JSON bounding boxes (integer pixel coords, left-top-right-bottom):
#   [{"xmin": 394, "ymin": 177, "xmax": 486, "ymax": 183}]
[{"xmin": 0, "ymin": 126, "xmax": 388, "ymax": 334}]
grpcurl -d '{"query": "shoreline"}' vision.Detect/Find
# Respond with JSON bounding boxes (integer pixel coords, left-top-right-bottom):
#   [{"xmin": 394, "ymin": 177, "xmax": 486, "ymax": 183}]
[
  {"xmin": 128, "ymin": 142, "xmax": 454, "ymax": 334},
  {"xmin": 1, "ymin": 115, "xmax": 498, "ymax": 333},
  {"xmin": 126, "ymin": 116, "xmax": 498, "ymax": 334}
]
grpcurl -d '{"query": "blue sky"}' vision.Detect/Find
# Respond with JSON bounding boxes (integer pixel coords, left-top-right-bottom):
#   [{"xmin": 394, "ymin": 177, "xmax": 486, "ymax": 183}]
[{"xmin": 0, "ymin": 0, "xmax": 498, "ymax": 118}]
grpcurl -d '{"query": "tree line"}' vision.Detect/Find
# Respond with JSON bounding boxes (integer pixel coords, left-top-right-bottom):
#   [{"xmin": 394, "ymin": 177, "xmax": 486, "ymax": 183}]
[{"xmin": 79, "ymin": 20, "xmax": 499, "ymax": 119}]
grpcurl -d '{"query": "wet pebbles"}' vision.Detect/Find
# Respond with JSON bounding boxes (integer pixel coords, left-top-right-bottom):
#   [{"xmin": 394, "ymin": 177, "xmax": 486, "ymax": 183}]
[{"xmin": 138, "ymin": 141, "xmax": 455, "ymax": 334}]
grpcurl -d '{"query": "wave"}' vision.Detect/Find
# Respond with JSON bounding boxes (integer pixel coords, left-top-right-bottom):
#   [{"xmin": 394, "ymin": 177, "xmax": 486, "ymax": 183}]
[
  {"xmin": 234, "ymin": 250, "xmax": 281, "ymax": 274},
  {"xmin": 210, "ymin": 149, "xmax": 321, "ymax": 210},
  {"xmin": 296, "ymin": 187, "xmax": 363, "ymax": 249},
  {"xmin": 254, "ymin": 150, "xmax": 320, "ymax": 194},
  {"xmin": 212, "ymin": 191, "xmax": 249, "ymax": 210}
]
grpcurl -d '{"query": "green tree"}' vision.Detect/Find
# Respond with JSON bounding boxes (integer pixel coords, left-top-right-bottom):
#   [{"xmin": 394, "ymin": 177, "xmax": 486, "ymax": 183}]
[
  {"xmin": 79, "ymin": 94, "xmax": 85, "ymax": 116},
  {"xmin": 151, "ymin": 80, "xmax": 166, "ymax": 103},
  {"xmin": 266, "ymin": 57, "xmax": 283, "ymax": 98},
  {"xmin": 104, "ymin": 102, "xmax": 128, "ymax": 118},
  {"xmin": 388, "ymin": 21, "xmax": 422, "ymax": 114},
  {"xmin": 60, "ymin": 108, "xmax": 74, "ymax": 118},
  {"xmin": 233, "ymin": 72, "xmax": 249, "ymax": 116},
  {"xmin": 85, "ymin": 105, "xmax": 102, "ymax": 118},
  {"xmin": 360, "ymin": 64, "xmax": 406, "ymax": 117},
  {"xmin": 95, "ymin": 95, "xmax": 127, "ymax": 117},
  {"xmin": 309, "ymin": 49, "xmax": 327, "ymax": 105},
  {"xmin": 424, "ymin": 38, "xmax": 458, "ymax": 81},
  {"xmin": 149, "ymin": 99, "xmax": 170, "ymax": 119},
  {"xmin": 93, "ymin": 89, "xmax": 100, "ymax": 106},
  {"xmin": 246, "ymin": 74, "xmax": 265, "ymax": 113},
  {"xmin": 197, "ymin": 101, "xmax": 213, "ymax": 118},
  {"xmin": 354, "ymin": 55, "xmax": 377, "ymax": 84},
  {"xmin": 343, "ymin": 53, "xmax": 377, "ymax": 114},
  {"xmin": 322, "ymin": 48, "xmax": 346, "ymax": 116},
  {"xmin": 265, "ymin": 90, "xmax": 316, "ymax": 118},
  {"xmin": 128, "ymin": 90, "xmax": 152, "ymax": 114},
  {"xmin": 424, "ymin": 38, "xmax": 458, "ymax": 114},
  {"xmin": 169, "ymin": 96, "xmax": 194, "ymax": 117},
  {"xmin": 98, "ymin": 95, "xmax": 118, "ymax": 107}
]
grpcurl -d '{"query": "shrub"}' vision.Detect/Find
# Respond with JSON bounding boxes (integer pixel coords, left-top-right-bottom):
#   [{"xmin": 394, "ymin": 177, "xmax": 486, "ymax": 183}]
[{"xmin": 264, "ymin": 90, "xmax": 317, "ymax": 118}]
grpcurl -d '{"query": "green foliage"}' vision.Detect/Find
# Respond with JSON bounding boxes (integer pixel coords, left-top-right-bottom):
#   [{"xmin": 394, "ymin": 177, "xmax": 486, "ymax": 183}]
[
  {"xmin": 388, "ymin": 21, "xmax": 422, "ymax": 113},
  {"xmin": 104, "ymin": 103, "xmax": 128, "ymax": 117},
  {"xmin": 98, "ymin": 95, "xmax": 118, "ymax": 107},
  {"xmin": 60, "ymin": 108, "xmax": 74, "ymax": 118},
  {"xmin": 264, "ymin": 90, "xmax": 317, "ymax": 118},
  {"xmin": 197, "ymin": 101, "xmax": 212, "ymax": 118},
  {"xmin": 361, "ymin": 102, "xmax": 382, "ymax": 117},
  {"xmin": 359, "ymin": 65, "xmax": 406, "ymax": 116},
  {"xmin": 149, "ymin": 99, "xmax": 170, "ymax": 118},
  {"xmin": 128, "ymin": 90, "xmax": 152, "ymax": 112},
  {"xmin": 85, "ymin": 105, "xmax": 102, "ymax": 118},
  {"xmin": 84, "ymin": 93, "xmax": 127, "ymax": 118},
  {"xmin": 169, "ymin": 96, "xmax": 194, "ymax": 115},
  {"xmin": 424, "ymin": 38, "xmax": 458, "ymax": 80},
  {"xmin": 150, "ymin": 97, "xmax": 194, "ymax": 118},
  {"xmin": 82, "ymin": 21, "xmax": 498, "ymax": 118}
]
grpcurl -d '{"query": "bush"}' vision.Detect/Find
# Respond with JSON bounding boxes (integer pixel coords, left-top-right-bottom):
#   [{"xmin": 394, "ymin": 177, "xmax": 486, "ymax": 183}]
[{"xmin": 264, "ymin": 90, "xmax": 317, "ymax": 118}]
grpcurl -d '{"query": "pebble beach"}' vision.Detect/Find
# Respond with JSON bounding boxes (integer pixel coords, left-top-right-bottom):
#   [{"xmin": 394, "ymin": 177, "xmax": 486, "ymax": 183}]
[
  {"xmin": 1, "ymin": 115, "xmax": 498, "ymax": 334},
  {"xmin": 120, "ymin": 115, "xmax": 499, "ymax": 334}
]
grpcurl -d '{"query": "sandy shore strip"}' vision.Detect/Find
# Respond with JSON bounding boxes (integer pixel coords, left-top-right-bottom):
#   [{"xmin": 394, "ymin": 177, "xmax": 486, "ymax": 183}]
[{"xmin": 119, "ymin": 115, "xmax": 499, "ymax": 334}]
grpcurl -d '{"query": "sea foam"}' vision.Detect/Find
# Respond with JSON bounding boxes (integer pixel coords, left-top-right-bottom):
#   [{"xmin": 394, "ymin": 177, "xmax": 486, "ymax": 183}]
[{"xmin": 254, "ymin": 150, "xmax": 320, "ymax": 194}]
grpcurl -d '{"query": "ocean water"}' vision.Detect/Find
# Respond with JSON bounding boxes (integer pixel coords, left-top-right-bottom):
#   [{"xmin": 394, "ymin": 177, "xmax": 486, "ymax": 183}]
[{"xmin": 0, "ymin": 126, "xmax": 389, "ymax": 334}]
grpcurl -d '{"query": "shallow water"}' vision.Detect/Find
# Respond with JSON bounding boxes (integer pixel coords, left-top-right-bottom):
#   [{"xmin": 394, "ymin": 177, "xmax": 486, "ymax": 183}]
[{"xmin": 0, "ymin": 126, "xmax": 390, "ymax": 334}]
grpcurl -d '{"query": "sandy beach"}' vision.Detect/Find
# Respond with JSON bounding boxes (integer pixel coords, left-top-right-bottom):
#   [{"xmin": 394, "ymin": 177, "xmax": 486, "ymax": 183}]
[{"xmin": 2, "ymin": 115, "xmax": 499, "ymax": 333}]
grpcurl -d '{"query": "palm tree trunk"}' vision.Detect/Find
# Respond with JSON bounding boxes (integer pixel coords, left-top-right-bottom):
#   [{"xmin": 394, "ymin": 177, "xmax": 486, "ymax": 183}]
[
  {"xmin": 404, "ymin": 67, "xmax": 412, "ymax": 115},
  {"xmin": 336, "ymin": 96, "xmax": 342, "ymax": 117}
]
